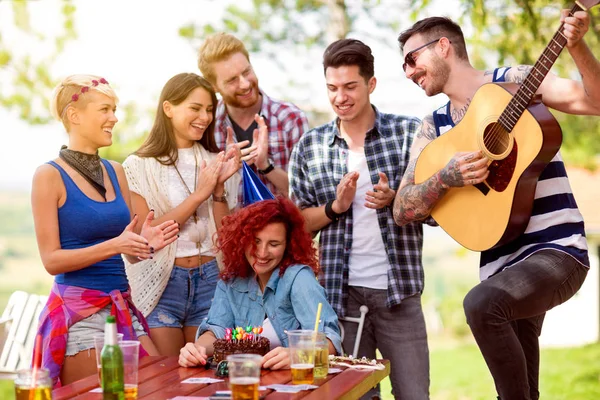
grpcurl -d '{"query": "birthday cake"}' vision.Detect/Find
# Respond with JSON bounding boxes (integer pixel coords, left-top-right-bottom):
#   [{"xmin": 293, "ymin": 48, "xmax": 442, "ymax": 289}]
[{"xmin": 212, "ymin": 327, "xmax": 271, "ymax": 363}]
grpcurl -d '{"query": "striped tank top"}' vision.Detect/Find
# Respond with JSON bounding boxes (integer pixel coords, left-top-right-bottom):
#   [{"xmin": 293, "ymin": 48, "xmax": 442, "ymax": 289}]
[{"xmin": 432, "ymin": 67, "xmax": 589, "ymax": 280}]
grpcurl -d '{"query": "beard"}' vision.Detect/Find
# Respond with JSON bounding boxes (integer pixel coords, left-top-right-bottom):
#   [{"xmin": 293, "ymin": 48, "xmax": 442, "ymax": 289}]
[
  {"xmin": 423, "ymin": 54, "xmax": 451, "ymax": 97},
  {"xmin": 220, "ymin": 80, "xmax": 260, "ymax": 109}
]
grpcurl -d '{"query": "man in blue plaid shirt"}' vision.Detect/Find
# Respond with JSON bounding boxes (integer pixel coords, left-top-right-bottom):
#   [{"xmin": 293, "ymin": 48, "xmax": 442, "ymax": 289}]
[{"xmin": 289, "ymin": 39, "xmax": 429, "ymax": 400}]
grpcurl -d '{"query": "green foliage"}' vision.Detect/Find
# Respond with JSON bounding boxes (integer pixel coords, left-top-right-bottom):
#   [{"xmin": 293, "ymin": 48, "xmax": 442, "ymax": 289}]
[
  {"xmin": 180, "ymin": 0, "xmax": 405, "ymax": 63},
  {"xmin": 0, "ymin": 0, "xmax": 77, "ymax": 125},
  {"xmin": 409, "ymin": 0, "xmax": 600, "ymax": 167}
]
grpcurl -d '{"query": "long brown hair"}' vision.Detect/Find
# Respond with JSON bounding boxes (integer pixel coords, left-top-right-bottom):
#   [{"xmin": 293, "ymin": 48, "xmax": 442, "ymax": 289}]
[{"xmin": 135, "ymin": 73, "xmax": 219, "ymax": 165}]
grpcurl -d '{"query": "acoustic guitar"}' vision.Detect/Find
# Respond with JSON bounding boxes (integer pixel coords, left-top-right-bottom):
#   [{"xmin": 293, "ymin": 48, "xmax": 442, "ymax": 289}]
[{"xmin": 414, "ymin": 0, "xmax": 598, "ymax": 251}]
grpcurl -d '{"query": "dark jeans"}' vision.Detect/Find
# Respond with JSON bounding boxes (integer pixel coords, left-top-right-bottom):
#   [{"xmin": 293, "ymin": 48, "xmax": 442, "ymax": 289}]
[
  {"xmin": 463, "ymin": 250, "xmax": 588, "ymax": 400},
  {"xmin": 343, "ymin": 286, "xmax": 430, "ymax": 400}
]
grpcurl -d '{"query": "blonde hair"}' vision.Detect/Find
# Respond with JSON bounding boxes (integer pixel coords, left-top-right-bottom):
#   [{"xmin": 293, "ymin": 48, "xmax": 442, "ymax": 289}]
[
  {"xmin": 197, "ymin": 33, "xmax": 250, "ymax": 86},
  {"xmin": 50, "ymin": 74, "xmax": 118, "ymax": 129}
]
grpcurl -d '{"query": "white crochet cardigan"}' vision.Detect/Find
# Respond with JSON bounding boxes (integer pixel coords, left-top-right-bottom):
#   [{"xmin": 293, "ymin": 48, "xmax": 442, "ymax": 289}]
[{"xmin": 122, "ymin": 143, "xmax": 240, "ymax": 317}]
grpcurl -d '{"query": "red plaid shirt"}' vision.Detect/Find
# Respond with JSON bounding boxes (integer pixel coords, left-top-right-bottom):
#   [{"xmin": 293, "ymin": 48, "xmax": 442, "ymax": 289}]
[{"xmin": 214, "ymin": 90, "xmax": 308, "ymax": 202}]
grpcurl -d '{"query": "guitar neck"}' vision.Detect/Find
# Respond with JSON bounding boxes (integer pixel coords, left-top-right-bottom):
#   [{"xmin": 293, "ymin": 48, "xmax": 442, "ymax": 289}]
[{"xmin": 498, "ymin": 3, "xmax": 585, "ymax": 132}]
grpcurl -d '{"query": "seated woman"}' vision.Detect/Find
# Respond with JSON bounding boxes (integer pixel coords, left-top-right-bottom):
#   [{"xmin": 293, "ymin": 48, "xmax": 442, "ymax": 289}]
[
  {"xmin": 32, "ymin": 75, "xmax": 179, "ymax": 386},
  {"xmin": 178, "ymin": 198, "xmax": 342, "ymax": 369}
]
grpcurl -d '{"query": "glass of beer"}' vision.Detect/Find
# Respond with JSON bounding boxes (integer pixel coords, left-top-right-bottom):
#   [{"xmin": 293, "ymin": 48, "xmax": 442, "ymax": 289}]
[
  {"xmin": 14, "ymin": 368, "xmax": 52, "ymax": 400},
  {"xmin": 119, "ymin": 340, "xmax": 140, "ymax": 399},
  {"xmin": 287, "ymin": 330, "xmax": 316, "ymax": 384},
  {"xmin": 313, "ymin": 332, "xmax": 329, "ymax": 380},
  {"xmin": 93, "ymin": 332, "xmax": 124, "ymax": 385},
  {"xmin": 227, "ymin": 354, "xmax": 262, "ymax": 400}
]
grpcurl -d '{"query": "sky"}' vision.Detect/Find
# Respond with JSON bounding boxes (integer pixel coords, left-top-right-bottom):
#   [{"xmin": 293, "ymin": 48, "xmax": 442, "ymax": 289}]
[{"xmin": 0, "ymin": 0, "xmax": 456, "ymax": 190}]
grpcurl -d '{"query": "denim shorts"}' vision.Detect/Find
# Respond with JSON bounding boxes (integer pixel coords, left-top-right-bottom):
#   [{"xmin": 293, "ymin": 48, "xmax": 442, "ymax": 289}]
[
  {"xmin": 146, "ymin": 259, "xmax": 219, "ymax": 329},
  {"xmin": 65, "ymin": 305, "xmax": 147, "ymax": 356}
]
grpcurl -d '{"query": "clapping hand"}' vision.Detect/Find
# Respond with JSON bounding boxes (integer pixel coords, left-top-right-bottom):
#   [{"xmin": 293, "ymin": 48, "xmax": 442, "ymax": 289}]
[
  {"xmin": 252, "ymin": 114, "xmax": 270, "ymax": 171},
  {"xmin": 226, "ymin": 126, "xmax": 256, "ymax": 165},
  {"xmin": 333, "ymin": 171, "xmax": 359, "ymax": 214},
  {"xmin": 139, "ymin": 210, "xmax": 179, "ymax": 253},
  {"xmin": 219, "ymin": 137, "xmax": 243, "ymax": 184},
  {"xmin": 196, "ymin": 153, "xmax": 224, "ymax": 197},
  {"xmin": 365, "ymin": 172, "xmax": 395, "ymax": 209},
  {"xmin": 113, "ymin": 215, "xmax": 153, "ymax": 259}
]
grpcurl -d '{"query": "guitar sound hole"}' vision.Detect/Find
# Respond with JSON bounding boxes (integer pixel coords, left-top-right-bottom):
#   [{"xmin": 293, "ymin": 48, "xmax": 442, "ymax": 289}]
[{"xmin": 483, "ymin": 123, "xmax": 510, "ymax": 156}]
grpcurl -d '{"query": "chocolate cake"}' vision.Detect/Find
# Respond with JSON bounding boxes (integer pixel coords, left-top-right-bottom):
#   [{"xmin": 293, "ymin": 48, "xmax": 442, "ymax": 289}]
[{"xmin": 212, "ymin": 337, "xmax": 271, "ymax": 363}]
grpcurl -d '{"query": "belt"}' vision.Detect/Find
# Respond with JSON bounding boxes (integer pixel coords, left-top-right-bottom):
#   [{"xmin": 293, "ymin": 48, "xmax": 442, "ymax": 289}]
[{"xmin": 174, "ymin": 255, "xmax": 216, "ymax": 268}]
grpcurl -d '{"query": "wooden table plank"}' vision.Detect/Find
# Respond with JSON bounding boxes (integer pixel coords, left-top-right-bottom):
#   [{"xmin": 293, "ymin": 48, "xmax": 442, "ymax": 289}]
[
  {"xmin": 138, "ymin": 365, "xmax": 225, "ymax": 399},
  {"xmin": 300, "ymin": 361, "xmax": 390, "ymax": 400},
  {"xmin": 186, "ymin": 367, "xmax": 293, "ymax": 398},
  {"xmin": 52, "ymin": 356, "xmax": 167, "ymax": 400},
  {"xmin": 54, "ymin": 356, "xmax": 390, "ymax": 400}
]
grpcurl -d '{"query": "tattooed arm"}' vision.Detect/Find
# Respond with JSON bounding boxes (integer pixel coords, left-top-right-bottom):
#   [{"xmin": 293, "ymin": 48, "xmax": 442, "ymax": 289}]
[
  {"xmin": 393, "ymin": 115, "xmax": 489, "ymax": 226},
  {"xmin": 504, "ymin": 10, "xmax": 600, "ymax": 116}
]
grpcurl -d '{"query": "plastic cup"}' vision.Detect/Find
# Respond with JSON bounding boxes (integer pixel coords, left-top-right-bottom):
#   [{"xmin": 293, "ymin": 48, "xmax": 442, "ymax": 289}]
[
  {"xmin": 287, "ymin": 330, "xmax": 315, "ymax": 384},
  {"xmin": 227, "ymin": 354, "xmax": 262, "ymax": 400},
  {"xmin": 313, "ymin": 332, "xmax": 329, "ymax": 380},
  {"xmin": 13, "ymin": 368, "xmax": 52, "ymax": 400},
  {"xmin": 93, "ymin": 332, "xmax": 124, "ymax": 385},
  {"xmin": 119, "ymin": 340, "xmax": 140, "ymax": 399}
]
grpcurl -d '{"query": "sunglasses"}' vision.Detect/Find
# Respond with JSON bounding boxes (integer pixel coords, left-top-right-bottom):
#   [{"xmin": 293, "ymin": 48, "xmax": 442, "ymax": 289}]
[{"xmin": 402, "ymin": 38, "xmax": 443, "ymax": 72}]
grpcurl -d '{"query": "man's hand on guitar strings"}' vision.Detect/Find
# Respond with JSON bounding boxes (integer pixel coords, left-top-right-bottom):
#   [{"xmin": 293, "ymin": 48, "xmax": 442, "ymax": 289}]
[
  {"xmin": 560, "ymin": 9, "xmax": 589, "ymax": 48},
  {"xmin": 440, "ymin": 151, "xmax": 489, "ymax": 187}
]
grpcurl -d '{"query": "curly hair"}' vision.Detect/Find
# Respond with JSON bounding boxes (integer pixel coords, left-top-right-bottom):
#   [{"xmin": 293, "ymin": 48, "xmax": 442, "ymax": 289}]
[{"xmin": 216, "ymin": 197, "xmax": 319, "ymax": 281}]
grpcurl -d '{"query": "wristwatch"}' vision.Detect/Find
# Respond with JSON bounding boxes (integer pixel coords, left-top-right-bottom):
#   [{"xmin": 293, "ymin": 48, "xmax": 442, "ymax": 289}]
[
  {"xmin": 257, "ymin": 158, "xmax": 275, "ymax": 175},
  {"xmin": 212, "ymin": 190, "xmax": 228, "ymax": 203}
]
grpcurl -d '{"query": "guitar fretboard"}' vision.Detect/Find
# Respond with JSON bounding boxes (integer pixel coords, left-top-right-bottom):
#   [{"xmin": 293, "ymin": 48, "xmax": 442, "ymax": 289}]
[{"xmin": 498, "ymin": 3, "xmax": 583, "ymax": 132}]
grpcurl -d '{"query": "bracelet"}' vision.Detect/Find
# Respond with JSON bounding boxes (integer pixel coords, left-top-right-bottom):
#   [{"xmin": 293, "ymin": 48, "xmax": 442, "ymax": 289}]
[
  {"xmin": 212, "ymin": 190, "xmax": 228, "ymax": 203},
  {"xmin": 258, "ymin": 163, "xmax": 275, "ymax": 175},
  {"xmin": 325, "ymin": 199, "xmax": 344, "ymax": 221}
]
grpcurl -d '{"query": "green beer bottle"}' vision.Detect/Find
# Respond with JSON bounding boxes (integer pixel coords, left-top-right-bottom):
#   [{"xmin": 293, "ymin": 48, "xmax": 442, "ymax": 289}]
[{"xmin": 101, "ymin": 315, "xmax": 125, "ymax": 400}]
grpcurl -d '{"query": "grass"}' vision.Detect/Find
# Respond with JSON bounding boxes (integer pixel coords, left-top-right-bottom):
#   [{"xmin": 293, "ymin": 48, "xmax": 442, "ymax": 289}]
[{"xmin": 376, "ymin": 341, "xmax": 600, "ymax": 400}]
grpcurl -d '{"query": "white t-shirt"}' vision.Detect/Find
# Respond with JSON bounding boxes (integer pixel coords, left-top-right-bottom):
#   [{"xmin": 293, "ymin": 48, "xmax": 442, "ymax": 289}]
[
  {"xmin": 167, "ymin": 148, "xmax": 213, "ymax": 258},
  {"xmin": 347, "ymin": 148, "xmax": 389, "ymax": 289}
]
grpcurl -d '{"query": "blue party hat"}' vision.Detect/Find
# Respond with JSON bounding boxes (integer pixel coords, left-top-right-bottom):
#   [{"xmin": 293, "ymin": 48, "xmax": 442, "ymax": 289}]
[{"xmin": 242, "ymin": 161, "xmax": 275, "ymax": 206}]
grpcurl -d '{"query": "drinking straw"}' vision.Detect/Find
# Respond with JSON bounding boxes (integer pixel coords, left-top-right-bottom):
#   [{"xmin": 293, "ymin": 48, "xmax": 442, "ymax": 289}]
[
  {"xmin": 314, "ymin": 302, "xmax": 323, "ymax": 332},
  {"xmin": 30, "ymin": 334, "xmax": 42, "ymax": 400}
]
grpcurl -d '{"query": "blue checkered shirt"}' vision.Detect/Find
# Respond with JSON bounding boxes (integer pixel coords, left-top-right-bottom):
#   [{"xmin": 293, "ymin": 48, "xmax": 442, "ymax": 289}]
[{"xmin": 289, "ymin": 106, "xmax": 424, "ymax": 317}]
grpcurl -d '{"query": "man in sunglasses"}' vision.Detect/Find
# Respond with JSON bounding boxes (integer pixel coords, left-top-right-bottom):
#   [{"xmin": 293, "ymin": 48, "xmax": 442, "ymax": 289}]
[
  {"xmin": 290, "ymin": 38, "xmax": 429, "ymax": 400},
  {"xmin": 394, "ymin": 11, "xmax": 600, "ymax": 400}
]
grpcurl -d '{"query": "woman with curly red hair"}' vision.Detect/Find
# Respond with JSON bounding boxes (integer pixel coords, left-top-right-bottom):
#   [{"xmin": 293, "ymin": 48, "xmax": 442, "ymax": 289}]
[{"xmin": 178, "ymin": 197, "xmax": 342, "ymax": 369}]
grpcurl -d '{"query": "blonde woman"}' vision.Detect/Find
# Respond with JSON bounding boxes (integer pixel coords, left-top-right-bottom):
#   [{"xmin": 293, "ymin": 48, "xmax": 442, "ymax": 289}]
[
  {"xmin": 123, "ymin": 73, "xmax": 243, "ymax": 356},
  {"xmin": 32, "ymin": 75, "xmax": 179, "ymax": 386}
]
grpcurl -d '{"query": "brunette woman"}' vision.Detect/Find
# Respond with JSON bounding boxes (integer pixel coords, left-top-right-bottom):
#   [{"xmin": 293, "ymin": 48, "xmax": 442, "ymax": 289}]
[{"xmin": 123, "ymin": 73, "xmax": 243, "ymax": 355}]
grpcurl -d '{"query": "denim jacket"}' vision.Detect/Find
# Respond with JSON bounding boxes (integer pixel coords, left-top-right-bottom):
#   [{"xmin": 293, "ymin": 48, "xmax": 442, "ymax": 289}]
[{"xmin": 198, "ymin": 264, "xmax": 342, "ymax": 354}]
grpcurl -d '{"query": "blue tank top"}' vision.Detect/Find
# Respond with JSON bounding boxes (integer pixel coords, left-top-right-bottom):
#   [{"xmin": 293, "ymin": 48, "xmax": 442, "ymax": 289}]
[
  {"xmin": 431, "ymin": 67, "xmax": 589, "ymax": 280},
  {"xmin": 49, "ymin": 160, "xmax": 130, "ymax": 292}
]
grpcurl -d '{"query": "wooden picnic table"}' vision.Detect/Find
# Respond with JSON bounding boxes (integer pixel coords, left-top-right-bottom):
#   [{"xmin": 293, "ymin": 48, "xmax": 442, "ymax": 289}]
[{"xmin": 52, "ymin": 356, "xmax": 390, "ymax": 399}]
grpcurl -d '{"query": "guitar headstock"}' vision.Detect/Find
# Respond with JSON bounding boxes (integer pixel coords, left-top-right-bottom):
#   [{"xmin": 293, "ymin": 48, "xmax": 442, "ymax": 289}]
[{"xmin": 577, "ymin": 0, "xmax": 600, "ymax": 10}]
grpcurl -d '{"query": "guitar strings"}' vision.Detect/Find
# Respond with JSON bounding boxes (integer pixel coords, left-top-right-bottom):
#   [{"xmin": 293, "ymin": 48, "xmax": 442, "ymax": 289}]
[{"xmin": 480, "ymin": 5, "xmax": 576, "ymax": 158}]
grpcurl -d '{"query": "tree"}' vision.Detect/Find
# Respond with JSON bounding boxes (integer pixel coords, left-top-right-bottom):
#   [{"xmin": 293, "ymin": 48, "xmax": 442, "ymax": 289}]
[
  {"xmin": 179, "ymin": 0, "xmax": 408, "ymax": 126},
  {"xmin": 409, "ymin": 0, "xmax": 600, "ymax": 169},
  {"xmin": 0, "ymin": 0, "xmax": 148, "ymax": 162}
]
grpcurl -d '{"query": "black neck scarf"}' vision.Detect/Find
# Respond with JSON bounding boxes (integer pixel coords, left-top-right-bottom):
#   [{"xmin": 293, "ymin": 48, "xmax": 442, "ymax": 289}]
[{"xmin": 58, "ymin": 145, "xmax": 107, "ymax": 200}]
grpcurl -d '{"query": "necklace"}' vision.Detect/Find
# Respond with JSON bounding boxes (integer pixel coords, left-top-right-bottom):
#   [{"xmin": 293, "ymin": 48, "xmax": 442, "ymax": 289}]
[{"xmin": 172, "ymin": 148, "xmax": 204, "ymax": 249}]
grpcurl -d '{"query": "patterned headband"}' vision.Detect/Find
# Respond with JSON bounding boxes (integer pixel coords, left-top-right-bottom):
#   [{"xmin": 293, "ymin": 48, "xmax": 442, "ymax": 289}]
[{"xmin": 60, "ymin": 78, "xmax": 110, "ymax": 118}]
